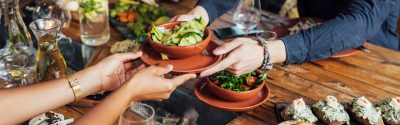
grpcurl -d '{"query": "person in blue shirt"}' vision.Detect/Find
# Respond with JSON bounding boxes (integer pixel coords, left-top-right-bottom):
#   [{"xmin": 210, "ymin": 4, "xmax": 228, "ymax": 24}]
[{"xmin": 171, "ymin": 0, "xmax": 400, "ymax": 76}]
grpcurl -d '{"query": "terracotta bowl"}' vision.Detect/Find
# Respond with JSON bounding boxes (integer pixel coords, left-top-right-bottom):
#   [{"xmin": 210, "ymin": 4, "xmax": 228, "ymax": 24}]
[
  {"xmin": 207, "ymin": 77, "xmax": 266, "ymax": 102},
  {"xmin": 147, "ymin": 21, "xmax": 212, "ymax": 59}
]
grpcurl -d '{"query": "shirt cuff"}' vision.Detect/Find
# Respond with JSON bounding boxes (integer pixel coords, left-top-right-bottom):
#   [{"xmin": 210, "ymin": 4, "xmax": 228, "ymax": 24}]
[
  {"xmin": 281, "ymin": 34, "xmax": 308, "ymax": 65},
  {"xmin": 196, "ymin": 0, "xmax": 218, "ymax": 23}
]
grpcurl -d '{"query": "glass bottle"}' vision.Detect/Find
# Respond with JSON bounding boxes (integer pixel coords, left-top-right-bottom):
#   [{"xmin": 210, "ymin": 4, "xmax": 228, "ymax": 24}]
[
  {"xmin": 29, "ymin": 18, "xmax": 68, "ymax": 81},
  {"xmin": 0, "ymin": 0, "xmax": 38, "ymax": 88}
]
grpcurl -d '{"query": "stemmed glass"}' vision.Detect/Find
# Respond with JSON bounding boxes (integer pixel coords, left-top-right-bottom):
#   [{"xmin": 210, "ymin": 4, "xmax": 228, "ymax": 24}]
[
  {"xmin": 32, "ymin": 0, "xmax": 75, "ymax": 63},
  {"xmin": 119, "ymin": 103, "xmax": 156, "ymax": 125},
  {"xmin": 233, "ymin": 0, "xmax": 261, "ymax": 36}
]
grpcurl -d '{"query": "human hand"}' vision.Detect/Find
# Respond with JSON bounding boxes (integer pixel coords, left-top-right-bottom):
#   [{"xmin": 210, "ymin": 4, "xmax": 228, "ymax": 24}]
[
  {"xmin": 200, "ymin": 38, "xmax": 264, "ymax": 77},
  {"xmin": 126, "ymin": 65, "xmax": 196, "ymax": 101},
  {"xmin": 169, "ymin": 6, "xmax": 209, "ymax": 24},
  {"xmin": 92, "ymin": 52, "xmax": 144, "ymax": 91}
]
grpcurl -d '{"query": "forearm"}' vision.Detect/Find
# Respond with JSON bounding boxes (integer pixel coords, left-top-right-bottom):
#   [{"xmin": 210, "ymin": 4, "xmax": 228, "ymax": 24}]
[
  {"xmin": 281, "ymin": 0, "xmax": 390, "ymax": 64},
  {"xmin": 0, "ymin": 67, "xmax": 101, "ymax": 124},
  {"xmin": 73, "ymin": 82, "xmax": 137, "ymax": 125}
]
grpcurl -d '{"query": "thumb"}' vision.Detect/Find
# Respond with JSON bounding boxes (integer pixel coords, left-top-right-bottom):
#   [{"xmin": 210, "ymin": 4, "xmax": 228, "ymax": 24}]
[
  {"xmin": 213, "ymin": 40, "xmax": 243, "ymax": 55},
  {"xmin": 171, "ymin": 74, "xmax": 197, "ymax": 86},
  {"xmin": 113, "ymin": 51, "xmax": 142, "ymax": 62}
]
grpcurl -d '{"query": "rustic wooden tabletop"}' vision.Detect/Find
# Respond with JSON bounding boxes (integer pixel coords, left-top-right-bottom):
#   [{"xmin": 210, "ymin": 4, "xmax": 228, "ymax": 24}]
[{"xmin": 48, "ymin": 0, "xmax": 400, "ymax": 124}]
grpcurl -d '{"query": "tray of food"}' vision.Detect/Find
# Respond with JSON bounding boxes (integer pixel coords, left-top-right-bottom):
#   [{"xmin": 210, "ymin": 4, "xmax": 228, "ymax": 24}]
[
  {"xmin": 109, "ymin": 0, "xmax": 170, "ymax": 40},
  {"xmin": 275, "ymin": 96, "xmax": 400, "ymax": 125}
]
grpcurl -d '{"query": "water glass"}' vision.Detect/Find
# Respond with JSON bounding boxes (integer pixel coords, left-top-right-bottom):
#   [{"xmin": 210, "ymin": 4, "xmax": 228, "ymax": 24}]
[
  {"xmin": 233, "ymin": 0, "xmax": 261, "ymax": 36},
  {"xmin": 78, "ymin": 0, "xmax": 110, "ymax": 46},
  {"xmin": 119, "ymin": 103, "xmax": 156, "ymax": 125}
]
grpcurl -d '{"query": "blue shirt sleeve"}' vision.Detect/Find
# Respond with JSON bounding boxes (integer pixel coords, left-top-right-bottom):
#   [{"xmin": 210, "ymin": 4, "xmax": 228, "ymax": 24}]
[
  {"xmin": 281, "ymin": 0, "xmax": 392, "ymax": 64},
  {"xmin": 196, "ymin": 0, "xmax": 239, "ymax": 23}
]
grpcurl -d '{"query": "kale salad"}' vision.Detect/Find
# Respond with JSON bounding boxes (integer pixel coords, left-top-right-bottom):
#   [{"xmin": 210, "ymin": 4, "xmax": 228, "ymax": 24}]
[{"xmin": 209, "ymin": 71, "xmax": 267, "ymax": 92}]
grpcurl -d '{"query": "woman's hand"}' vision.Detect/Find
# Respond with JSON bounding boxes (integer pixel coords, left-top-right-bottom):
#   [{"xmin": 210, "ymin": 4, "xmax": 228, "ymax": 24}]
[
  {"xmin": 200, "ymin": 38, "xmax": 265, "ymax": 77},
  {"xmin": 92, "ymin": 52, "xmax": 144, "ymax": 91},
  {"xmin": 126, "ymin": 65, "xmax": 196, "ymax": 101}
]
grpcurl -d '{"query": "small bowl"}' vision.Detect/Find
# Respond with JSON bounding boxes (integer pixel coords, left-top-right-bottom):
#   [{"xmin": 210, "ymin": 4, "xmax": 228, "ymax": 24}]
[
  {"xmin": 147, "ymin": 21, "xmax": 212, "ymax": 59},
  {"xmin": 207, "ymin": 77, "xmax": 266, "ymax": 102}
]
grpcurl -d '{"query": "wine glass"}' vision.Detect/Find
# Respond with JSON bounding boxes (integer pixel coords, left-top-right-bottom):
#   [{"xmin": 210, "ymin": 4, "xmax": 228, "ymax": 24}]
[
  {"xmin": 233, "ymin": 0, "xmax": 261, "ymax": 36},
  {"xmin": 32, "ymin": 0, "xmax": 75, "ymax": 63},
  {"xmin": 119, "ymin": 103, "xmax": 156, "ymax": 125}
]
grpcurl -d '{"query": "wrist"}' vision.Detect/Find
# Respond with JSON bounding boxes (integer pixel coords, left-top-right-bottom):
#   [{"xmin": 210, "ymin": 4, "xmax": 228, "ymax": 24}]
[
  {"xmin": 122, "ymin": 78, "xmax": 142, "ymax": 101},
  {"xmin": 75, "ymin": 66, "xmax": 102, "ymax": 95}
]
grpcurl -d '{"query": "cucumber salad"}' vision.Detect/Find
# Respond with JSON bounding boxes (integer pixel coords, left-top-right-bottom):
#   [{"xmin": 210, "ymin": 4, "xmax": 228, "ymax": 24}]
[
  {"xmin": 79, "ymin": 0, "xmax": 107, "ymax": 21},
  {"xmin": 150, "ymin": 18, "xmax": 207, "ymax": 46}
]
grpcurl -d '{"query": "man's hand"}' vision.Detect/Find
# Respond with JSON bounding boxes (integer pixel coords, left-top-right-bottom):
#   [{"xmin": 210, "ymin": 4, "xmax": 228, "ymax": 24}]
[{"xmin": 200, "ymin": 38, "xmax": 264, "ymax": 77}]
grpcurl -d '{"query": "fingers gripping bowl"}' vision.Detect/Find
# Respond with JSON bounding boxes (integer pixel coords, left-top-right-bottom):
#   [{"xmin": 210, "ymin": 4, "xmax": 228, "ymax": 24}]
[{"xmin": 148, "ymin": 18, "xmax": 211, "ymax": 59}]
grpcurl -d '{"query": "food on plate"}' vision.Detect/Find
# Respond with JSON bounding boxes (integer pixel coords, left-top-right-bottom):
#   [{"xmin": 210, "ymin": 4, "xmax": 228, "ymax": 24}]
[
  {"xmin": 207, "ymin": 70, "xmax": 267, "ymax": 101},
  {"xmin": 110, "ymin": 39, "xmax": 141, "ymax": 53},
  {"xmin": 288, "ymin": 18, "xmax": 321, "ymax": 35},
  {"xmin": 282, "ymin": 98, "xmax": 318, "ymax": 123},
  {"xmin": 378, "ymin": 97, "xmax": 400, "ymax": 125},
  {"xmin": 150, "ymin": 18, "xmax": 207, "ymax": 46},
  {"xmin": 209, "ymin": 71, "xmax": 267, "ymax": 92},
  {"xmin": 350, "ymin": 96, "xmax": 384, "ymax": 125},
  {"xmin": 312, "ymin": 96, "xmax": 350, "ymax": 125},
  {"xmin": 29, "ymin": 111, "xmax": 73, "ymax": 125},
  {"xmin": 278, "ymin": 120, "xmax": 315, "ymax": 125},
  {"xmin": 110, "ymin": 0, "xmax": 168, "ymax": 36}
]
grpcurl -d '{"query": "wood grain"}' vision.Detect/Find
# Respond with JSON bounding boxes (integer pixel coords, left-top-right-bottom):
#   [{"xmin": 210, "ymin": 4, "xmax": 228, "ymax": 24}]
[{"xmin": 51, "ymin": 0, "xmax": 400, "ymax": 124}]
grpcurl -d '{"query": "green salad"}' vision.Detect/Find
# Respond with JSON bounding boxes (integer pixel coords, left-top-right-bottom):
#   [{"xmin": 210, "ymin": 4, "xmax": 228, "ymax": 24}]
[
  {"xmin": 209, "ymin": 71, "xmax": 267, "ymax": 91},
  {"xmin": 150, "ymin": 18, "xmax": 207, "ymax": 46}
]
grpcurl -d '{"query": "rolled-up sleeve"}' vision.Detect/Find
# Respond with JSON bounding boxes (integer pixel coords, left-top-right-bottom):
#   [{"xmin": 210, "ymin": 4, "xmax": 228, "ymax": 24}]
[
  {"xmin": 281, "ymin": 0, "xmax": 391, "ymax": 64},
  {"xmin": 196, "ymin": 0, "xmax": 239, "ymax": 23}
]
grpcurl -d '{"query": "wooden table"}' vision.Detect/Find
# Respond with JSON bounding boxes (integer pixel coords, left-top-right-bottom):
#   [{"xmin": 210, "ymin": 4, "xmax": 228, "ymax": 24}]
[{"xmin": 55, "ymin": 0, "xmax": 400, "ymax": 124}]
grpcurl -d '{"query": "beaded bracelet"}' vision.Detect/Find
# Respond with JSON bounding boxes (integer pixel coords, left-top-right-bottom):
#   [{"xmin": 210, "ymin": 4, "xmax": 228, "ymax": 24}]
[{"xmin": 258, "ymin": 38, "xmax": 273, "ymax": 71}]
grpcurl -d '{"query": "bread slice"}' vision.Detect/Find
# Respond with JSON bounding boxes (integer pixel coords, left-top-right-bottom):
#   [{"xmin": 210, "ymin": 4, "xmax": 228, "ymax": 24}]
[
  {"xmin": 349, "ymin": 105, "xmax": 384, "ymax": 125},
  {"xmin": 278, "ymin": 120, "xmax": 315, "ymax": 125},
  {"xmin": 281, "ymin": 98, "xmax": 317, "ymax": 123},
  {"xmin": 312, "ymin": 107, "xmax": 346, "ymax": 125}
]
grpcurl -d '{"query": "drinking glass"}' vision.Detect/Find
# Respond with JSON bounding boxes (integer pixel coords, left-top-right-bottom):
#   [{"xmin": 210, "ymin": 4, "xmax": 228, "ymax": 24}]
[
  {"xmin": 233, "ymin": 0, "xmax": 261, "ymax": 36},
  {"xmin": 78, "ymin": 0, "xmax": 110, "ymax": 46},
  {"xmin": 32, "ymin": 0, "xmax": 75, "ymax": 63},
  {"xmin": 119, "ymin": 103, "xmax": 156, "ymax": 125}
]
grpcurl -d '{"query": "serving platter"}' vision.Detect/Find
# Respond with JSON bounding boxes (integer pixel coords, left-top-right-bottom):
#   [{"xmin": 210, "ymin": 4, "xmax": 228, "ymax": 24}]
[
  {"xmin": 194, "ymin": 82, "xmax": 270, "ymax": 112},
  {"xmin": 140, "ymin": 40, "xmax": 223, "ymax": 73},
  {"xmin": 274, "ymin": 102, "xmax": 381, "ymax": 125},
  {"xmin": 271, "ymin": 17, "xmax": 361, "ymax": 58}
]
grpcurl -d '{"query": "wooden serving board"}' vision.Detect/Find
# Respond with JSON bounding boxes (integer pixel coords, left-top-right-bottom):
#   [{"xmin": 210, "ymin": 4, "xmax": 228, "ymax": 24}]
[{"xmin": 274, "ymin": 102, "xmax": 383, "ymax": 125}]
